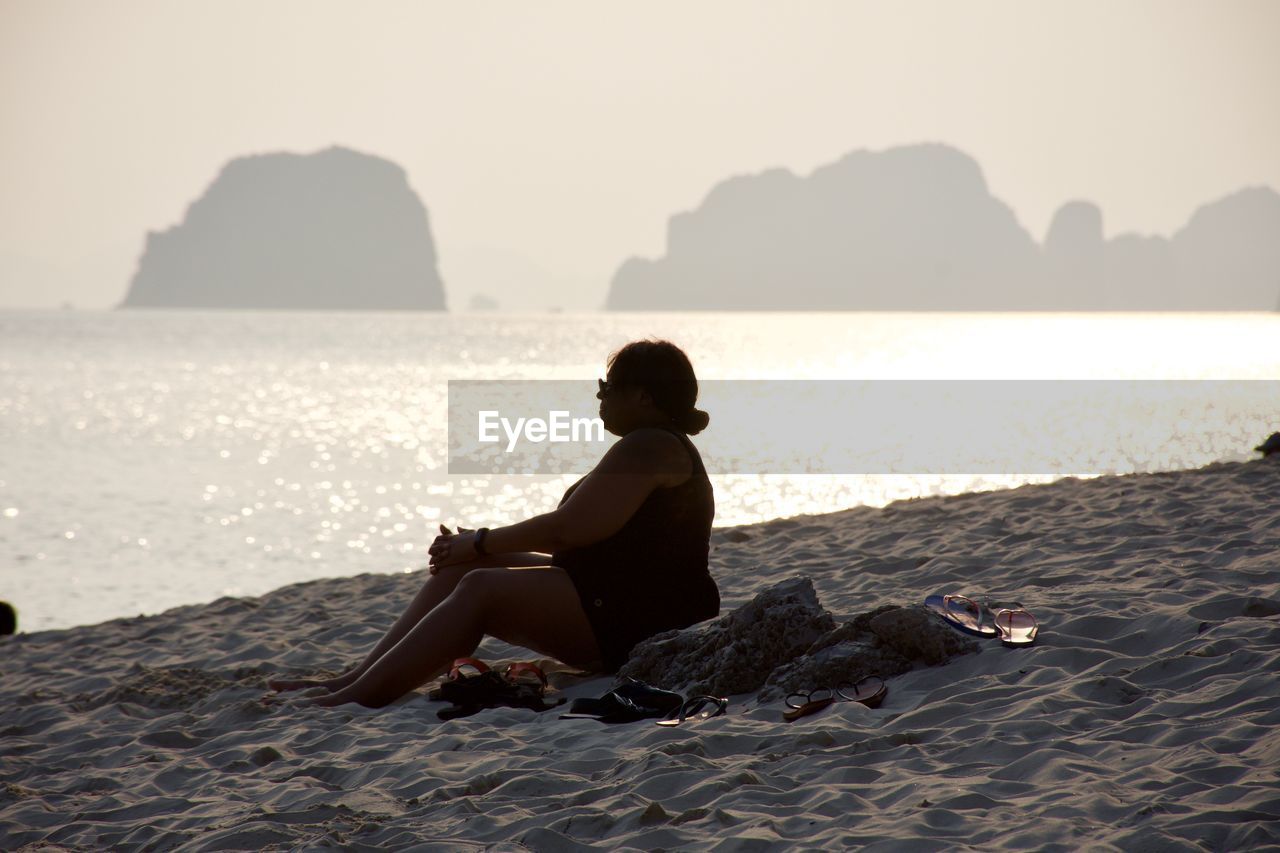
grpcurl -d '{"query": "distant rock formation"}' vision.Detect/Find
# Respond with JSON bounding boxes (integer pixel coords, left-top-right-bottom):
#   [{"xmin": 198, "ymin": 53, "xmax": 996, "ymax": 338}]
[
  {"xmin": 1166, "ymin": 187, "xmax": 1280, "ymax": 310},
  {"xmin": 607, "ymin": 144, "xmax": 1280, "ymax": 311},
  {"xmin": 467, "ymin": 292, "xmax": 499, "ymax": 311},
  {"xmin": 610, "ymin": 144, "xmax": 1045, "ymax": 310},
  {"xmin": 1044, "ymin": 200, "xmax": 1104, "ymax": 300},
  {"xmin": 1100, "ymin": 232, "xmax": 1176, "ymax": 310},
  {"xmin": 1091, "ymin": 187, "xmax": 1280, "ymax": 310},
  {"xmin": 120, "ymin": 146, "xmax": 446, "ymax": 310}
]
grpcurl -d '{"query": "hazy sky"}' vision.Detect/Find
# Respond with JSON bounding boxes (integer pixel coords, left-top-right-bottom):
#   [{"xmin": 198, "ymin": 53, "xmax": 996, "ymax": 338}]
[{"xmin": 2, "ymin": 0, "xmax": 1278, "ymax": 309}]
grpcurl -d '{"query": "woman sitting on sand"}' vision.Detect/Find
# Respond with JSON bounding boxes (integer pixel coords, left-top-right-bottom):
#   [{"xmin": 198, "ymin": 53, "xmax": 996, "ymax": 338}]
[{"xmin": 270, "ymin": 339, "xmax": 720, "ymax": 708}]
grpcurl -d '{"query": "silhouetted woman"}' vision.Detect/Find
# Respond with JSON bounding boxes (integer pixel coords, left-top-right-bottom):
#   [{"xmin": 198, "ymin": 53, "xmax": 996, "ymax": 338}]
[{"xmin": 270, "ymin": 339, "xmax": 719, "ymax": 708}]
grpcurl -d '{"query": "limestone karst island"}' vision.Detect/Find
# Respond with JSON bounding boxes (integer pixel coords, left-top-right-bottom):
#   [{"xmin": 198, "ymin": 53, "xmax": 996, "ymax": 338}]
[
  {"xmin": 119, "ymin": 146, "xmax": 446, "ymax": 311},
  {"xmin": 607, "ymin": 143, "xmax": 1280, "ymax": 311},
  {"xmin": 117, "ymin": 142, "xmax": 1280, "ymax": 313}
]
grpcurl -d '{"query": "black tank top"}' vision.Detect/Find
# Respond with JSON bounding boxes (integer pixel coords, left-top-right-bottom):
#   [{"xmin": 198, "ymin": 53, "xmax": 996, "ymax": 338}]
[{"xmin": 551, "ymin": 426, "xmax": 715, "ymax": 585}]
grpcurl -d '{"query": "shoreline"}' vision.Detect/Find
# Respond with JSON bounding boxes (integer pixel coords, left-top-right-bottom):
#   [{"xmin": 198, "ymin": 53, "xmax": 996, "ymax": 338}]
[
  {"xmin": 5, "ymin": 460, "xmax": 1263, "ymax": 639},
  {"xmin": 3, "ymin": 457, "xmax": 1279, "ymax": 849}
]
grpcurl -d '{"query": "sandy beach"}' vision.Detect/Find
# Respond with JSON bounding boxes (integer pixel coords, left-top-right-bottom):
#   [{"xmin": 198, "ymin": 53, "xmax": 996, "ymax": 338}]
[{"xmin": 3, "ymin": 457, "xmax": 1279, "ymax": 850}]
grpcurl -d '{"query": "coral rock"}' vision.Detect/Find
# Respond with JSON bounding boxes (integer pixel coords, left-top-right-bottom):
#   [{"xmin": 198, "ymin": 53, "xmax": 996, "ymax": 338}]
[
  {"xmin": 618, "ymin": 576, "xmax": 836, "ymax": 696},
  {"xmin": 620, "ymin": 577, "xmax": 980, "ymax": 701}
]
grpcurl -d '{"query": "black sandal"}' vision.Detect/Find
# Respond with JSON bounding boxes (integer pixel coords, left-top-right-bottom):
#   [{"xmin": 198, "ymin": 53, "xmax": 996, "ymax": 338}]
[
  {"xmin": 559, "ymin": 677, "xmax": 685, "ymax": 723},
  {"xmin": 431, "ymin": 657, "xmax": 564, "ymax": 720},
  {"xmin": 656, "ymin": 695, "xmax": 728, "ymax": 727}
]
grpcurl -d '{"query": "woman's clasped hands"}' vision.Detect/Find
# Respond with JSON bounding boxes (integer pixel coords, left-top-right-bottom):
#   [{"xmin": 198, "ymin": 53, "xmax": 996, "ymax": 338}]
[{"xmin": 427, "ymin": 524, "xmax": 480, "ymax": 573}]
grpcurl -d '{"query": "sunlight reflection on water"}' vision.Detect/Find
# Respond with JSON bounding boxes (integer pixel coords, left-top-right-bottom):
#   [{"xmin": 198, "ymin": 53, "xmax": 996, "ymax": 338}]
[{"xmin": 1, "ymin": 308, "xmax": 1277, "ymax": 630}]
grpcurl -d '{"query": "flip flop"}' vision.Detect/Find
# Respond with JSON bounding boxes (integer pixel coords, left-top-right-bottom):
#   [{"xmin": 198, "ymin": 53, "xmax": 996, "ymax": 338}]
[
  {"xmin": 924, "ymin": 593, "xmax": 999, "ymax": 639},
  {"xmin": 783, "ymin": 690, "xmax": 837, "ymax": 722},
  {"xmin": 656, "ymin": 695, "xmax": 728, "ymax": 727},
  {"xmin": 783, "ymin": 675, "xmax": 888, "ymax": 721},
  {"xmin": 844, "ymin": 674, "xmax": 888, "ymax": 708},
  {"xmin": 993, "ymin": 608, "xmax": 1038, "ymax": 647}
]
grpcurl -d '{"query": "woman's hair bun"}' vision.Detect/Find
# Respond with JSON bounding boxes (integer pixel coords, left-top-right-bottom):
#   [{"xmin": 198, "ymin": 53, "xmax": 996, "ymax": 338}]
[{"xmin": 676, "ymin": 407, "xmax": 710, "ymax": 436}]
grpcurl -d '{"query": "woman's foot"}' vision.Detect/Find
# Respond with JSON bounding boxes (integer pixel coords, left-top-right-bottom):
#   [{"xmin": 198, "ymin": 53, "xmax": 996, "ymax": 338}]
[
  {"xmin": 267, "ymin": 677, "xmax": 328, "ymax": 692},
  {"xmin": 267, "ymin": 670, "xmax": 360, "ymax": 693},
  {"xmin": 311, "ymin": 685, "xmax": 374, "ymax": 708},
  {"xmin": 259, "ymin": 686, "xmax": 329, "ymax": 708},
  {"xmin": 310, "ymin": 676, "xmax": 400, "ymax": 709}
]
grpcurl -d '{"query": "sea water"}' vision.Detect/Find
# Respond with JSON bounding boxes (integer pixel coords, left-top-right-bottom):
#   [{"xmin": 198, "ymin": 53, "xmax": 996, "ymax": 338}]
[{"xmin": 2, "ymin": 308, "xmax": 1278, "ymax": 631}]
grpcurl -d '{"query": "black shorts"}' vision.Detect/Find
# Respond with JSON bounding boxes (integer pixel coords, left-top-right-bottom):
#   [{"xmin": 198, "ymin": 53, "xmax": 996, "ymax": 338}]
[{"xmin": 560, "ymin": 562, "xmax": 720, "ymax": 673}]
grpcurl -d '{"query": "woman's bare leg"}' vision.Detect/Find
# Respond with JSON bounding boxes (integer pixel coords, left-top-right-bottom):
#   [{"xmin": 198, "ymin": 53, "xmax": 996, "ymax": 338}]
[
  {"xmin": 268, "ymin": 554, "xmax": 558, "ymax": 692},
  {"xmin": 315, "ymin": 567, "xmax": 603, "ymax": 708},
  {"xmin": 268, "ymin": 560, "xmax": 484, "ymax": 692}
]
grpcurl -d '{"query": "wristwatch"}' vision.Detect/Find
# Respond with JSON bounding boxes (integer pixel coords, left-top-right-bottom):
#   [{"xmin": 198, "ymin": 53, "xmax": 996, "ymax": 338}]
[{"xmin": 473, "ymin": 527, "xmax": 491, "ymax": 556}]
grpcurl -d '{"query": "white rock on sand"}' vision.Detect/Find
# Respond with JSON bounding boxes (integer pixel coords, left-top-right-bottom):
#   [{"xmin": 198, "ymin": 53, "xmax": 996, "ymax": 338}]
[{"xmin": 2, "ymin": 459, "xmax": 1279, "ymax": 850}]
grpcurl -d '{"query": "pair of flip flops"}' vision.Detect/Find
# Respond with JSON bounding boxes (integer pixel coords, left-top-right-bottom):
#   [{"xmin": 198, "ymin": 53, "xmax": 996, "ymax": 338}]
[
  {"xmin": 783, "ymin": 675, "xmax": 888, "ymax": 722},
  {"xmin": 428, "ymin": 657, "xmax": 566, "ymax": 720},
  {"xmin": 925, "ymin": 593, "xmax": 1039, "ymax": 647},
  {"xmin": 560, "ymin": 677, "xmax": 728, "ymax": 727}
]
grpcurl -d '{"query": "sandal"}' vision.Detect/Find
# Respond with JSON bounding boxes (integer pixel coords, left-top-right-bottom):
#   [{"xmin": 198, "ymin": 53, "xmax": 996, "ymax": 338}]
[
  {"xmin": 783, "ymin": 675, "xmax": 887, "ymax": 722},
  {"xmin": 502, "ymin": 661, "xmax": 550, "ymax": 690},
  {"xmin": 843, "ymin": 674, "xmax": 888, "ymax": 708},
  {"xmin": 559, "ymin": 677, "xmax": 685, "ymax": 723},
  {"xmin": 449, "ymin": 656, "xmax": 492, "ymax": 680},
  {"xmin": 924, "ymin": 593, "xmax": 999, "ymax": 639},
  {"xmin": 428, "ymin": 657, "xmax": 501, "ymax": 703},
  {"xmin": 993, "ymin": 608, "xmax": 1038, "ymax": 647},
  {"xmin": 431, "ymin": 657, "xmax": 562, "ymax": 719},
  {"xmin": 656, "ymin": 695, "xmax": 728, "ymax": 727},
  {"xmin": 433, "ymin": 658, "xmax": 549, "ymax": 694},
  {"xmin": 783, "ymin": 689, "xmax": 837, "ymax": 722}
]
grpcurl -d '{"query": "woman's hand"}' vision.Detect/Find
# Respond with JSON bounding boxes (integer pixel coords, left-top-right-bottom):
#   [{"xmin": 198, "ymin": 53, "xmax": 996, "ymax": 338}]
[{"xmin": 428, "ymin": 523, "xmax": 479, "ymax": 573}]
